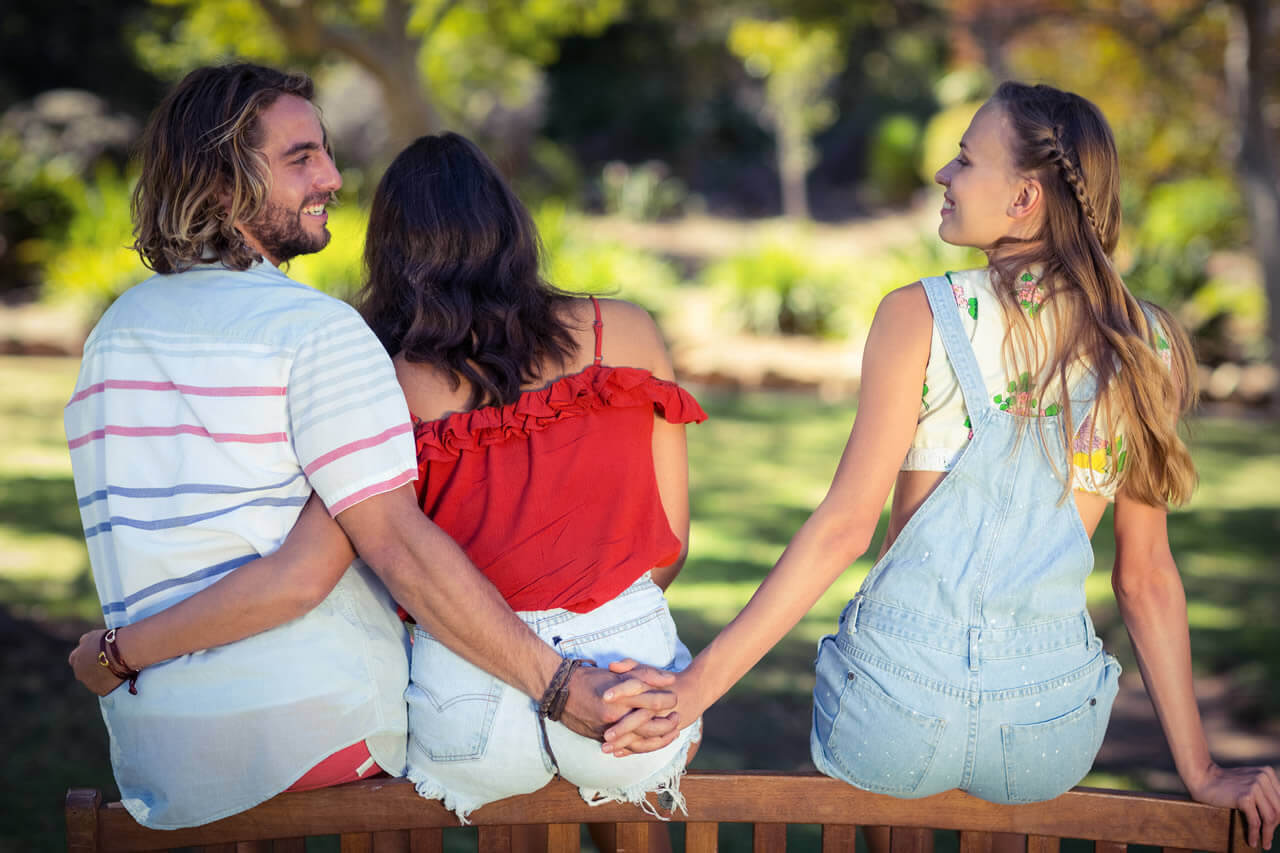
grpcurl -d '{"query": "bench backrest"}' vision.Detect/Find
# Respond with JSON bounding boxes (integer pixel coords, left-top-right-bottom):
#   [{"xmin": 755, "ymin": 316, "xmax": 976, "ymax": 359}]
[{"xmin": 65, "ymin": 771, "xmax": 1257, "ymax": 852}]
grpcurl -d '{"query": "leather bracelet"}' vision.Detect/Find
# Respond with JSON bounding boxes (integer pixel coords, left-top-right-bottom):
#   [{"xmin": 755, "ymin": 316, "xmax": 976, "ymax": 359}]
[
  {"xmin": 97, "ymin": 628, "xmax": 140, "ymax": 695},
  {"xmin": 538, "ymin": 657, "xmax": 595, "ymax": 722}
]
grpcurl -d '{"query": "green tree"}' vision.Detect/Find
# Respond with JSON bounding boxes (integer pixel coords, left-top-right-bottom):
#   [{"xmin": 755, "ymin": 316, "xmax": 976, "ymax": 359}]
[
  {"xmin": 134, "ymin": 0, "xmax": 626, "ymax": 160},
  {"xmin": 728, "ymin": 17, "xmax": 845, "ymax": 220}
]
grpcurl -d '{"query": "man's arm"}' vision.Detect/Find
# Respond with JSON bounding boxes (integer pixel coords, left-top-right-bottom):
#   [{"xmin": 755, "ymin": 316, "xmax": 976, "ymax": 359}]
[{"xmin": 335, "ymin": 483, "xmax": 679, "ymax": 744}]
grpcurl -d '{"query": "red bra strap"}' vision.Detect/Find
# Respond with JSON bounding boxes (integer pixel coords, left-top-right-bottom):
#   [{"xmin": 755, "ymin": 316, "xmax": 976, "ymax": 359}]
[{"xmin": 590, "ymin": 296, "xmax": 603, "ymax": 365}]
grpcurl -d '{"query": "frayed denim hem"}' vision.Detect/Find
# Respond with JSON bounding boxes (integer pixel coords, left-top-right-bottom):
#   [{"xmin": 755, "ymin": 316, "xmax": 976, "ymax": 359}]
[
  {"xmin": 579, "ymin": 718, "xmax": 701, "ymax": 821},
  {"xmin": 407, "ymin": 769, "xmax": 485, "ymax": 826}
]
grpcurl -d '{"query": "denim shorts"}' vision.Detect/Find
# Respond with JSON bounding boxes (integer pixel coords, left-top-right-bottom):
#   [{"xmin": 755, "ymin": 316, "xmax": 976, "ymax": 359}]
[
  {"xmin": 405, "ymin": 574, "xmax": 700, "ymax": 822},
  {"xmin": 810, "ymin": 597, "xmax": 1120, "ymax": 804}
]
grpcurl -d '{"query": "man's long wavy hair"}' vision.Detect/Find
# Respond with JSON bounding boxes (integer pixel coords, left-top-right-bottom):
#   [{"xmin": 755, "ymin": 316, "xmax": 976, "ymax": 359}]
[
  {"xmin": 987, "ymin": 82, "xmax": 1197, "ymax": 507},
  {"xmin": 132, "ymin": 63, "xmax": 316, "ymax": 273},
  {"xmin": 356, "ymin": 133, "xmax": 577, "ymax": 410}
]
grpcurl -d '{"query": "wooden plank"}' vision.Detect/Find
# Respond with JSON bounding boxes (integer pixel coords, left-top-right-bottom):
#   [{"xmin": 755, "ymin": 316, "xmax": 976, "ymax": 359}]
[
  {"xmin": 65, "ymin": 789, "xmax": 102, "ymax": 853},
  {"xmin": 686, "ymin": 821, "xmax": 719, "ymax": 853},
  {"xmin": 234, "ymin": 843, "xmax": 273, "ymax": 852},
  {"xmin": 77, "ymin": 774, "xmax": 1238, "ymax": 852},
  {"xmin": 478, "ymin": 825, "xmax": 512, "ymax": 853},
  {"xmin": 615, "ymin": 822, "xmax": 649, "ymax": 852},
  {"xmin": 546, "ymin": 823, "xmax": 580, "ymax": 853},
  {"xmin": 408, "ymin": 827, "xmax": 443, "ymax": 853},
  {"xmin": 1027, "ymin": 836, "xmax": 1059, "ymax": 853},
  {"xmin": 821, "ymin": 823, "xmax": 858, "ymax": 852},
  {"xmin": 270, "ymin": 840, "xmax": 306, "ymax": 853},
  {"xmin": 1095, "ymin": 843, "xmax": 1126, "ymax": 853},
  {"xmin": 372, "ymin": 829, "xmax": 411, "ymax": 852},
  {"xmin": 194, "ymin": 846, "xmax": 237, "ymax": 853},
  {"xmin": 754, "ymin": 823, "xmax": 786, "ymax": 852},
  {"xmin": 340, "ymin": 833, "xmax": 374, "ymax": 853},
  {"xmin": 892, "ymin": 827, "xmax": 933, "ymax": 853},
  {"xmin": 1162, "ymin": 848, "xmax": 1193, "ymax": 853},
  {"xmin": 960, "ymin": 831, "xmax": 994, "ymax": 853}
]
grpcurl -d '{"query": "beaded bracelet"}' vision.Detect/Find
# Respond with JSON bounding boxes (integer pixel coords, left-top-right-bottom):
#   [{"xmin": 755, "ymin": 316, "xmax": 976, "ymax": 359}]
[{"xmin": 97, "ymin": 628, "xmax": 140, "ymax": 695}]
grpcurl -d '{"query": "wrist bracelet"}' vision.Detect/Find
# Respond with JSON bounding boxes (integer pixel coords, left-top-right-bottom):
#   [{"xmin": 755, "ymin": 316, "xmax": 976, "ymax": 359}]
[
  {"xmin": 537, "ymin": 657, "xmax": 596, "ymax": 723},
  {"xmin": 97, "ymin": 628, "xmax": 140, "ymax": 695}
]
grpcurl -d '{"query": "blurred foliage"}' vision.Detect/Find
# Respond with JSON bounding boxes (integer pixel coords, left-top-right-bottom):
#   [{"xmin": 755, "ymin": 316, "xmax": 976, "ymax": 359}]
[
  {"xmin": 536, "ymin": 201, "xmax": 684, "ymax": 318},
  {"xmin": 36, "ymin": 166, "xmax": 144, "ymax": 318},
  {"xmin": 865, "ymin": 113, "xmax": 924, "ymax": 205},
  {"xmin": 700, "ymin": 243, "xmax": 853, "ymax": 338},
  {"xmin": 286, "ymin": 203, "xmax": 370, "ymax": 302},
  {"xmin": 598, "ymin": 161, "xmax": 693, "ymax": 221}
]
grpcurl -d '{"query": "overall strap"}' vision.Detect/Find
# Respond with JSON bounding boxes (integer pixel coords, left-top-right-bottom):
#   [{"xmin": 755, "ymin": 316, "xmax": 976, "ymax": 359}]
[
  {"xmin": 1066, "ymin": 367, "xmax": 1099, "ymax": 435},
  {"xmin": 921, "ymin": 275, "xmax": 989, "ymax": 421},
  {"xmin": 589, "ymin": 295, "xmax": 603, "ymax": 366}
]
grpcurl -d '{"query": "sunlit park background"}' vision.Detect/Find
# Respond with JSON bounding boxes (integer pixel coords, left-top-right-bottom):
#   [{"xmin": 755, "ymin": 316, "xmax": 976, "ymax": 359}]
[{"xmin": 2, "ymin": 0, "xmax": 1278, "ymax": 849}]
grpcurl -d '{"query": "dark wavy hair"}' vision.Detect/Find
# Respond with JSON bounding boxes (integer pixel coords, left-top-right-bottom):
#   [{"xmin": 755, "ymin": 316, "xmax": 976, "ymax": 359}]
[
  {"xmin": 131, "ymin": 63, "xmax": 318, "ymax": 274},
  {"xmin": 356, "ymin": 133, "xmax": 577, "ymax": 410}
]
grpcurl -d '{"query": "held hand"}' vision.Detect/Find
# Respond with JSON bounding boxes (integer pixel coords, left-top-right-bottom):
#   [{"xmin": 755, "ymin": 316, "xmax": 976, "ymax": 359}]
[
  {"xmin": 67, "ymin": 630, "xmax": 125, "ymax": 697},
  {"xmin": 558, "ymin": 664, "xmax": 677, "ymax": 741},
  {"xmin": 604, "ymin": 668, "xmax": 705, "ymax": 756},
  {"xmin": 1187, "ymin": 763, "xmax": 1280, "ymax": 850}
]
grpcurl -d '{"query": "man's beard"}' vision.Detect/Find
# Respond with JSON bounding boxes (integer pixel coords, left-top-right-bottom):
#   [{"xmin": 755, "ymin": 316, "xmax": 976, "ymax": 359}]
[{"xmin": 245, "ymin": 198, "xmax": 330, "ymax": 263}]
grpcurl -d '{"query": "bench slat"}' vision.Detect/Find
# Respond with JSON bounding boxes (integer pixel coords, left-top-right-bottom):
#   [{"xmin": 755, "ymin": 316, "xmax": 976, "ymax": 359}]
[
  {"xmin": 753, "ymin": 822, "xmax": 786, "ymax": 852},
  {"xmin": 892, "ymin": 826, "xmax": 934, "ymax": 853},
  {"xmin": 339, "ymin": 832, "xmax": 373, "ymax": 852},
  {"xmin": 546, "ymin": 822, "xmax": 579, "ymax": 853},
  {"xmin": 1095, "ymin": 842, "xmax": 1127, "ymax": 853},
  {"xmin": 66, "ymin": 773, "xmax": 1239, "ymax": 852},
  {"xmin": 960, "ymin": 830, "xmax": 994, "ymax": 853},
  {"xmin": 478, "ymin": 825, "xmax": 512, "ymax": 853},
  {"xmin": 1028, "ymin": 835, "xmax": 1060, "ymax": 853},
  {"xmin": 615, "ymin": 821, "xmax": 650, "ymax": 852},
  {"xmin": 821, "ymin": 823, "xmax": 857, "ymax": 852},
  {"xmin": 408, "ymin": 827, "xmax": 442, "ymax": 853},
  {"xmin": 686, "ymin": 821, "xmax": 719, "ymax": 852}
]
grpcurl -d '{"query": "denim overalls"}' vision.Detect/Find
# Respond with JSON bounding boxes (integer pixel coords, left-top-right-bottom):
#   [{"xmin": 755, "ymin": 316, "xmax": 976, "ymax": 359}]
[{"xmin": 810, "ymin": 275, "xmax": 1121, "ymax": 804}]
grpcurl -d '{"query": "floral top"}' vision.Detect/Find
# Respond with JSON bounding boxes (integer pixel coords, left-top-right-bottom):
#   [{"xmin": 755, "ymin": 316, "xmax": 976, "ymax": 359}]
[{"xmin": 907, "ymin": 268, "xmax": 1172, "ymax": 498}]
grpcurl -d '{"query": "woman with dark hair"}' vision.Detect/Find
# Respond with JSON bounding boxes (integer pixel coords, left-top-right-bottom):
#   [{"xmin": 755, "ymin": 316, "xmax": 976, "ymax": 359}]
[{"xmin": 357, "ymin": 133, "xmax": 704, "ymax": 824}]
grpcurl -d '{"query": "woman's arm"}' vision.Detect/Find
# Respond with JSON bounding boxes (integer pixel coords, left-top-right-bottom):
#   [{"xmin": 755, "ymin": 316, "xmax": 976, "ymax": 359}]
[
  {"xmin": 605, "ymin": 283, "xmax": 933, "ymax": 752},
  {"xmin": 1111, "ymin": 494, "xmax": 1279, "ymax": 849},
  {"xmin": 68, "ymin": 494, "xmax": 355, "ymax": 695}
]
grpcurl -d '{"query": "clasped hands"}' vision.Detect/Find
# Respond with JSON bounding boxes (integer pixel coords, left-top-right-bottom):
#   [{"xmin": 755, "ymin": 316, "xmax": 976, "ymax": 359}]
[{"xmin": 556, "ymin": 659, "xmax": 699, "ymax": 757}]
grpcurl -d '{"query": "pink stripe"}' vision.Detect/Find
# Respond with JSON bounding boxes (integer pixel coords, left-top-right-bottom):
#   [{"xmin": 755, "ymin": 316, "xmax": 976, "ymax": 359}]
[
  {"xmin": 328, "ymin": 469, "xmax": 417, "ymax": 516},
  {"xmin": 67, "ymin": 424, "xmax": 287, "ymax": 449},
  {"xmin": 303, "ymin": 422, "xmax": 414, "ymax": 477},
  {"xmin": 69, "ymin": 380, "xmax": 286, "ymax": 405}
]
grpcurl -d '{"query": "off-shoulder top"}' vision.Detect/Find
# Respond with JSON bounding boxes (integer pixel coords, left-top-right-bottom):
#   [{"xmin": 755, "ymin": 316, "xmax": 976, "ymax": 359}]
[{"xmin": 411, "ymin": 298, "xmax": 707, "ymax": 613}]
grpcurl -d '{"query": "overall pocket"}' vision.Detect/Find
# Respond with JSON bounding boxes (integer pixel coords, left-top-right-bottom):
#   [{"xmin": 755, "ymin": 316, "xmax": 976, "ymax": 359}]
[
  {"xmin": 1000, "ymin": 657, "xmax": 1120, "ymax": 802},
  {"xmin": 823, "ymin": 659, "xmax": 947, "ymax": 795},
  {"xmin": 407, "ymin": 626, "xmax": 502, "ymax": 762}
]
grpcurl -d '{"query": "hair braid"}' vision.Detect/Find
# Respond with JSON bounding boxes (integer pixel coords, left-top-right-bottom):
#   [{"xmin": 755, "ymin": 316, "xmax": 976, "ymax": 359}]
[{"xmin": 1046, "ymin": 126, "xmax": 1103, "ymax": 242}]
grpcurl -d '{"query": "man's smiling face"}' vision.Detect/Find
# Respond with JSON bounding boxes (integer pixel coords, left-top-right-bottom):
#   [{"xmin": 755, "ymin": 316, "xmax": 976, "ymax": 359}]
[{"xmin": 236, "ymin": 93, "xmax": 342, "ymax": 265}]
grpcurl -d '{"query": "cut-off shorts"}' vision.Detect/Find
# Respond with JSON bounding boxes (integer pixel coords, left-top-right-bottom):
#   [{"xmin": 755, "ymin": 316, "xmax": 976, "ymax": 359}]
[
  {"xmin": 406, "ymin": 574, "xmax": 700, "ymax": 822},
  {"xmin": 810, "ymin": 597, "xmax": 1120, "ymax": 804}
]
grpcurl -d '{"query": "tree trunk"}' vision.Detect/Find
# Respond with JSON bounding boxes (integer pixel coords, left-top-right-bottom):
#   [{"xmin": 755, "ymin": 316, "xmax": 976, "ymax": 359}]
[{"xmin": 1226, "ymin": 0, "xmax": 1280, "ymax": 409}]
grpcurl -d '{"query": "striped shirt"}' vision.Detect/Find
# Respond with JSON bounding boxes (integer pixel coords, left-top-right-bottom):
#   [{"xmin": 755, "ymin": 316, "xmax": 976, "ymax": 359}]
[{"xmin": 65, "ymin": 260, "xmax": 416, "ymax": 828}]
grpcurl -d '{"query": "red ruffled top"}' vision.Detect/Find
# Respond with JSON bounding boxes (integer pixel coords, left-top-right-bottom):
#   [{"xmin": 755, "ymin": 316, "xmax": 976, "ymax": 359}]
[{"xmin": 412, "ymin": 363, "xmax": 706, "ymax": 613}]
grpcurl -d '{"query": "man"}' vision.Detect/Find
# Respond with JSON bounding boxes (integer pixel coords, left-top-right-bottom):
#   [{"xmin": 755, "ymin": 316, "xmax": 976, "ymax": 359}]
[{"xmin": 65, "ymin": 63, "xmax": 677, "ymax": 829}]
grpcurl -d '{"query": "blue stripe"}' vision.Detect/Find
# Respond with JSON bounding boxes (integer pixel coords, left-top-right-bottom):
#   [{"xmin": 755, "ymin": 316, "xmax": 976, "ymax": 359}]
[
  {"xmin": 77, "ymin": 472, "xmax": 307, "ymax": 508},
  {"xmin": 100, "ymin": 553, "xmax": 259, "ymax": 615},
  {"xmin": 83, "ymin": 496, "xmax": 308, "ymax": 539}
]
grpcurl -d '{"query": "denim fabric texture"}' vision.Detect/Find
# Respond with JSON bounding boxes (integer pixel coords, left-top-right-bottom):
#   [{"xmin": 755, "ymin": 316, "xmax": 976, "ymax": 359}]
[
  {"xmin": 406, "ymin": 574, "xmax": 699, "ymax": 822},
  {"xmin": 810, "ymin": 274, "xmax": 1121, "ymax": 803}
]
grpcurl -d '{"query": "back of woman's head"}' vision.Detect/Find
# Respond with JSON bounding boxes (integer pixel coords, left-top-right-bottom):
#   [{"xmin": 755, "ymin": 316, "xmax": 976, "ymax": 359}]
[
  {"xmin": 990, "ymin": 82, "xmax": 1197, "ymax": 506},
  {"xmin": 358, "ymin": 133, "xmax": 575, "ymax": 410}
]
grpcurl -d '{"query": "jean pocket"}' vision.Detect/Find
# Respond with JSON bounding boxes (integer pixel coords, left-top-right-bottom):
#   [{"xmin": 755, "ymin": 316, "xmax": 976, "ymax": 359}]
[
  {"xmin": 824, "ymin": 662, "xmax": 947, "ymax": 795},
  {"xmin": 407, "ymin": 626, "xmax": 502, "ymax": 762},
  {"xmin": 1000, "ymin": 661, "xmax": 1119, "ymax": 802},
  {"xmin": 556, "ymin": 605, "xmax": 678, "ymax": 669}
]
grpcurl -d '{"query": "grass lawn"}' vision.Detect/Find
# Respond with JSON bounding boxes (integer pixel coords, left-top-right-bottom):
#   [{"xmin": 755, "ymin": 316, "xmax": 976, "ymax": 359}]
[{"xmin": 2, "ymin": 356, "xmax": 1277, "ymax": 850}]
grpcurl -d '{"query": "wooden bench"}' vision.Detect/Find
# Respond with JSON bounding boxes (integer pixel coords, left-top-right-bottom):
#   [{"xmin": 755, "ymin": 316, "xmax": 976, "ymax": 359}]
[{"xmin": 65, "ymin": 770, "xmax": 1260, "ymax": 852}]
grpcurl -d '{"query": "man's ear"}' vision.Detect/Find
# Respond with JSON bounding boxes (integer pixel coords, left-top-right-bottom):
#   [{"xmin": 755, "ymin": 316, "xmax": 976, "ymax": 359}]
[{"xmin": 1008, "ymin": 176, "xmax": 1042, "ymax": 222}]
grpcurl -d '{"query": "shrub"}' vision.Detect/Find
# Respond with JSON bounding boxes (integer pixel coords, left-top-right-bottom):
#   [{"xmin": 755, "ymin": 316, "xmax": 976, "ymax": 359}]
[{"xmin": 700, "ymin": 243, "xmax": 851, "ymax": 338}]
